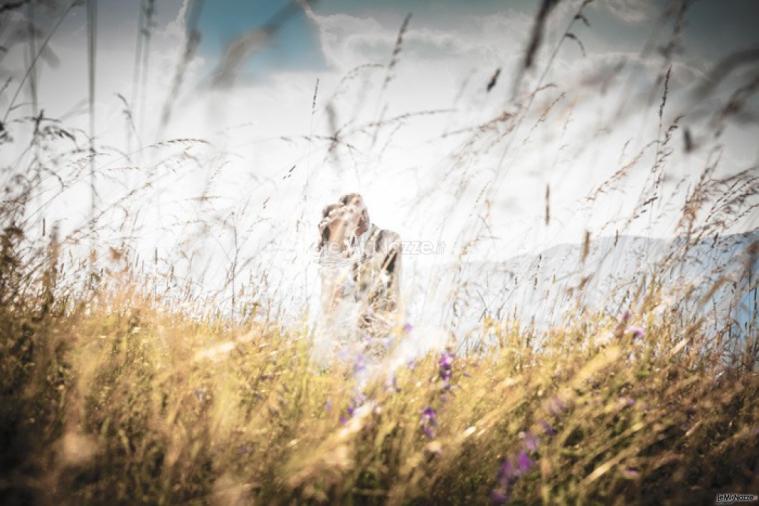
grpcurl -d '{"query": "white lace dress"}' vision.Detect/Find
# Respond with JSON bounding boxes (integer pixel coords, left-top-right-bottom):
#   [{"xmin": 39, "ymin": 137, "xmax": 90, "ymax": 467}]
[{"xmin": 312, "ymin": 246, "xmax": 362, "ymax": 365}]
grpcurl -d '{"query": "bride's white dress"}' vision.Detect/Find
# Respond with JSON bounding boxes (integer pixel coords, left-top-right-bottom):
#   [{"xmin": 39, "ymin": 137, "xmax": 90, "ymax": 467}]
[
  {"xmin": 311, "ymin": 245, "xmax": 362, "ymax": 366},
  {"xmin": 311, "ymin": 224, "xmax": 402, "ymax": 368}
]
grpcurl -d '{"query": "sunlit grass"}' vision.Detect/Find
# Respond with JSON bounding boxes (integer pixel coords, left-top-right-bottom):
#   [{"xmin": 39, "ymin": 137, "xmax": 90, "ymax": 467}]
[
  {"xmin": 1, "ymin": 2, "xmax": 758, "ymax": 504},
  {"xmin": 1, "ymin": 245, "xmax": 756, "ymax": 504}
]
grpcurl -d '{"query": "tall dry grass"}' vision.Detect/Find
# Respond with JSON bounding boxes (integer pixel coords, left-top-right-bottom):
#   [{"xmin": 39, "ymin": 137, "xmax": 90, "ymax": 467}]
[
  {"xmin": 0, "ymin": 238, "xmax": 757, "ymax": 504},
  {"xmin": 1, "ymin": 1, "xmax": 758, "ymax": 504}
]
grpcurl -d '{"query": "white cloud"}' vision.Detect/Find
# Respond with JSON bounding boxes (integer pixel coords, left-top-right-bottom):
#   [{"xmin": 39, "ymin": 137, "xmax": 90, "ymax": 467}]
[
  {"xmin": 595, "ymin": 0, "xmax": 659, "ymax": 23},
  {"xmin": 1, "ymin": 1, "xmax": 755, "ymax": 324}
]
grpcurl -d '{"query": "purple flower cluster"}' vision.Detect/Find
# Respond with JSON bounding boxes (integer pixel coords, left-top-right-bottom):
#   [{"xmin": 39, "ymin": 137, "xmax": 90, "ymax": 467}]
[
  {"xmin": 490, "ymin": 427, "xmax": 551, "ymax": 504},
  {"xmin": 439, "ymin": 351, "xmax": 454, "ymax": 386},
  {"xmin": 339, "ymin": 392, "xmax": 367, "ymax": 425},
  {"xmin": 491, "ymin": 447, "xmax": 535, "ymax": 504},
  {"xmin": 420, "ymin": 407, "xmax": 437, "ymax": 438},
  {"xmin": 625, "ymin": 326, "xmax": 645, "ymax": 339},
  {"xmin": 489, "ymin": 392, "xmax": 575, "ymax": 504},
  {"xmin": 538, "ymin": 419, "xmax": 557, "ymax": 436},
  {"xmin": 353, "ymin": 353, "xmax": 367, "ymax": 375},
  {"xmin": 616, "ymin": 311, "xmax": 646, "ymax": 340},
  {"xmin": 614, "ymin": 310, "xmax": 631, "ymax": 339}
]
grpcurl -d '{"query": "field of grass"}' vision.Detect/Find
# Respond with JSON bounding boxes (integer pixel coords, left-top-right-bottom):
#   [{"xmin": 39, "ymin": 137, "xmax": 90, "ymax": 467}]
[
  {"xmin": 2, "ymin": 1, "xmax": 759, "ymax": 504},
  {"xmin": 1, "ymin": 232, "xmax": 757, "ymax": 504}
]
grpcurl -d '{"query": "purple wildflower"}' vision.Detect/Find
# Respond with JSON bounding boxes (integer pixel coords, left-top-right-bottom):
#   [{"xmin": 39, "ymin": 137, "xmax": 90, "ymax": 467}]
[
  {"xmin": 539, "ymin": 419, "xmax": 557, "ymax": 436},
  {"xmin": 490, "ymin": 448, "xmax": 535, "ymax": 504},
  {"xmin": 496, "ymin": 458, "xmax": 514, "ymax": 483},
  {"xmin": 491, "ymin": 459, "xmax": 515, "ymax": 505},
  {"xmin": 626, "ymin": 326, "xmax": 645, "ymax": 339},
  {"xmin": 340, "ymin": 393, "xmax": 366, "ymax": 424},
  {"xmin": 516, "ymin": 450, "xmax": 533, "ymax": 475},
  {"xmin": 615, "ymin": 310, "xmax": 632, "ymax": 339},
  {"xmin": 403, "ymin": 322, "xmax": 413, "ymax": 333},
  {"xmin": 340, "ymin": 404, "xmax": 356, "ymax": 425},
  {"xmin": 489, "ymin": 428, "xmax": 543, "ymax": 503},
  {"xmin": 420, "ymin": 407, "xmax": 437, "ymax": 438},
  {"xmin": 439, "ymin": 351, "xmax": 454, "ymax": 383},
  {"xmin": 354, "ymin": 353, "xmax": 367, "ymax": 374}
]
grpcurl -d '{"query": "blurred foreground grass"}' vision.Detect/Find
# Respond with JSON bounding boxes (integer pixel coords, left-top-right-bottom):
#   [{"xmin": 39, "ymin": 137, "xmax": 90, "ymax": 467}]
[{"xmin": 1, "ymin": 232, "xmax": 757, "ymax": 506}]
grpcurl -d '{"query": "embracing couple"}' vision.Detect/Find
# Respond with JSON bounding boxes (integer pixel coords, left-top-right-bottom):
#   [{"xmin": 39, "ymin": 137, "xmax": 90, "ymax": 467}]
[{"xmin": 314, "ymin": 193, "xmax": 402, "ymax": 363}]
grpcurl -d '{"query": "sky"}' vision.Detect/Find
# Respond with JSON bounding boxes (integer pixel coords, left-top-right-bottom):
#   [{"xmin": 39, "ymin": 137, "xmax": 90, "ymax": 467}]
[{"xmin": 0, "ymin": 0, "xmax": 758, "ymax": 319}]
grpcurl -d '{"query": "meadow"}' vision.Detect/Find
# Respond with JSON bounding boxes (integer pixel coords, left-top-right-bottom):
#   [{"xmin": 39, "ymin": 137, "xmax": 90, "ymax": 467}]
[
  {"xmin": 0, "ymin": 233, "xmax": 757, "ymax": 505},
  {"xmin": 2, "ymin": 0, "xmax": 759, "ymax": 504}
]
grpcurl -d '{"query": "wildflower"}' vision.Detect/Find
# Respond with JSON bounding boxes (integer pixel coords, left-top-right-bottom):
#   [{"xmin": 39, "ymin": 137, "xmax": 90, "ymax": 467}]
[
  {"xmin": 539, "ymin": 419, "xmax": 557, "ymax": 436},
  {"xmin": 340, "ymin": 404, "xmax": 357, "ymax": 425},
  {"xmin": 439, "ymin": 351, "xmax": 454, "ymax": 383},
  {"xmin": 615, "ymin": 310, "xmax": 631, "ymax": 338},
  {"xmin": 354, "ymin": 353, "xmax": 367, "ymax": 374},
  {"xmin": 515, "ymin": 450, "xmax": 533, "ymax": 475},
  {"xmin": 626, "ymin": 326, "xmax": 645, "ymax": 339},
  {"xmin": 496, "ymin": 458, "xmax": 514, "ymax": 482},
  {"xmin": 403, "ymin": 322, "xmax": 413, "ymax": 333},
  {"xmin": 340, "ymin": 393, "xmax": 366, "ymax": 424},
  {"xmin": 490, "ymin": 448, "xmax": 535, "ymax": 504},
  {"xmin": 420, "ymin": 407, "xmax": 437, "ymax": 438},
  {"xmin": 491, "ymin": 459, "xmax": 515, "ymax": 504}
]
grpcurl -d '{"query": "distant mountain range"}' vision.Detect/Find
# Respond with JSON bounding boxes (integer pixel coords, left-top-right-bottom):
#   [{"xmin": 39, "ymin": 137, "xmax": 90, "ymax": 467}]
[{"xmin": 407, "ymin": 229, "xmax": 758, "ymax": 350}]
